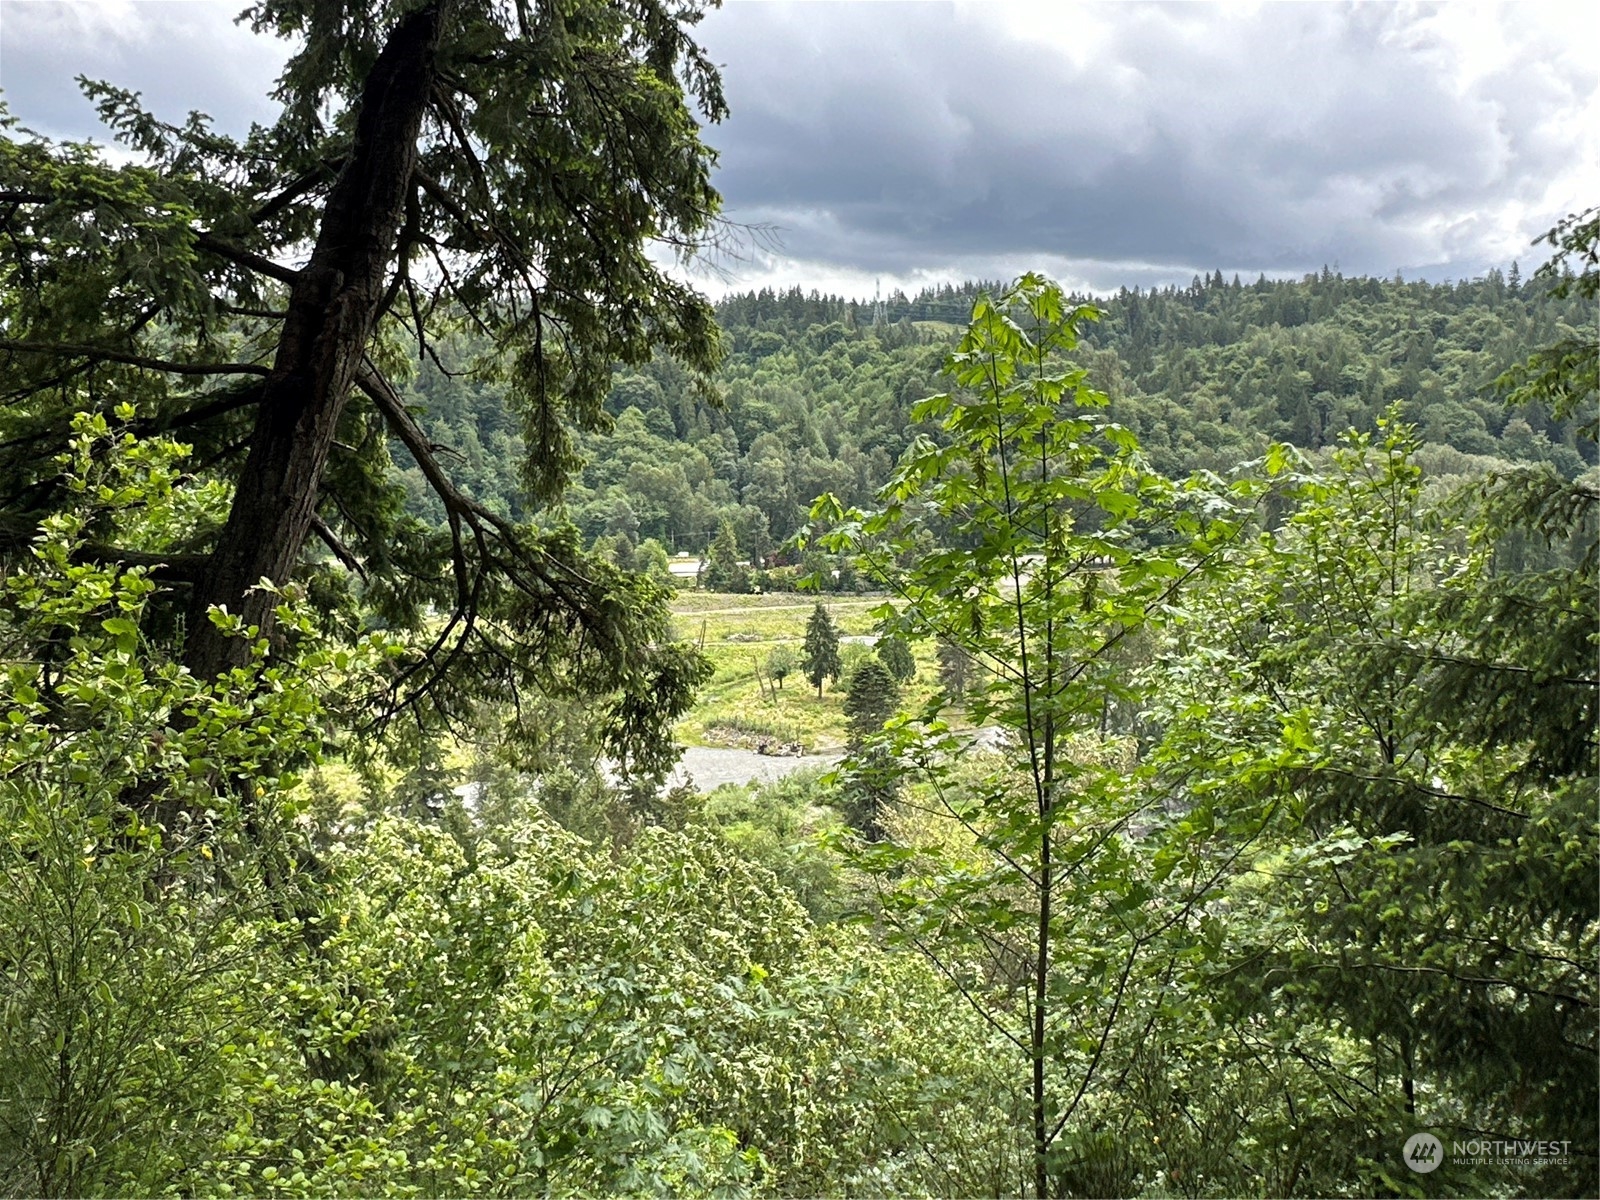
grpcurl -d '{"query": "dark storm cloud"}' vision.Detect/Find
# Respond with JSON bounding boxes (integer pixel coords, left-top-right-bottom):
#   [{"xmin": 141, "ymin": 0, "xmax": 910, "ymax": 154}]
[
  {"xmin": 0, "ymin": 1, "xmax": 1591, "ymax": 295},
  {"xmin": 697, "ymin": 1, "xmax": 1597, "ymax": 291}
]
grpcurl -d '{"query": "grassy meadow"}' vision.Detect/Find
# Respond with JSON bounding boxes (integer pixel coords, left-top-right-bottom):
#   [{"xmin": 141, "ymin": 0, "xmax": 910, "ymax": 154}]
[{"xmin": 669, "ymin": 591, "xmax": 959, "ymax": 751}]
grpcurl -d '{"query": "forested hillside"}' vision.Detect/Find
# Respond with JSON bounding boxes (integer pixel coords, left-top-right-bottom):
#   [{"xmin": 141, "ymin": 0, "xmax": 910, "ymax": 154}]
[{"xmin": 398, "ymin": 265, "xmax": 1591, "ymax": 569}]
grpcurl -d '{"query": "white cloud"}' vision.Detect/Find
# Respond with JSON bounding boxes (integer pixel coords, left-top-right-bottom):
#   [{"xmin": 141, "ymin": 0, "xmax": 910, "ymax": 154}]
[{"xmin": 0, "ymin": 1, "xmax": 287, "ymax": 141}]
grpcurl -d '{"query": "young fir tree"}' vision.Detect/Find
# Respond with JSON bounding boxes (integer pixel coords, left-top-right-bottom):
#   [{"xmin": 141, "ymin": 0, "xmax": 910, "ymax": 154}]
[
  {"xmin": 840, "ymin": 657, "xmax": 901, "ymax": 839},
  {"xmin": 876, "ymin": 635, "xmax": 916, "ymax": 683},
  {"xmin": 936, "ymin": 640, "xmax": 974, "ymax": 700},
  {"xmin": 801, "ymin": 603, "xmax": 841, "ymax": 697},
  {"xmin": 702, "ymin": 519, "xmax": 750, "ymax": 593},
  {"xmin": 843, "ymin": 659, "xmax": 899, "ymax": 745}
]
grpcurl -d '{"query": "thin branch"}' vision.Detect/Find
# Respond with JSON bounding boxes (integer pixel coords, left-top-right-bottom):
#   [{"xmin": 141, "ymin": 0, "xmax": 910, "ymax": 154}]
[
  {"xmin": 218, "ymin": 303, "xmax": 287, "ymax": 321},
  {"xmin": 414, "ymin": 168, "xmax": 488, "ymax": 247},
  {"xmin": 0, "ymin": 339, "xmax": 271, "ymax": 377},
  {"xmin": 1380, "ymin": 640, "xmax": 1599, "ymax": 690},
  {"xmin": 248, "ymin": 156, "xmax": 343, "ymax": 225},
  {"xmin": 146, "ymin": 386, "xmax": 267, "ymax": 434},
  {"xmin": 1049, "ymin": 937, "xmax": 1144, "ymax": 1145},
  {"xmin": 309, "ymin": 513, "xmax": 368, "ymax": 582},
  {"xmin": 192, "ymin": 231, "xmax": 300, "ymax": 285},
  {"xmin": 1317, "ymin": 766, "xmax": 1531, "ymax": 822},
  {"xmin": 74, "ymin": 543, "xmax": 209, "ymax": 582},
  {"xmin": 1313, "ymin": 961, "xmax": 1592, "ymax": 1008}
]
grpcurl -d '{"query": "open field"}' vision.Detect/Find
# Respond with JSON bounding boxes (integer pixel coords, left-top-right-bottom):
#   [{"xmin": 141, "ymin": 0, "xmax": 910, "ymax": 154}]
[
  {"xmin": 667, "ymin": 589, "xmax": 883, "ymax": 616},
  {"xmin": 669, "ymin": 591, "xmax": 960, "ymax": 751}
]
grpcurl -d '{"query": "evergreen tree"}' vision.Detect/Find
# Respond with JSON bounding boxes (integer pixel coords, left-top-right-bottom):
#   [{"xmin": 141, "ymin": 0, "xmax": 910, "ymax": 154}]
[
  {"xmin": 839, "ymin": 658, "xmax": 900, "ymax": 840},
  {"xmin": 875, "ymin": 635, "xmax": 916, "ymax": 683},
  {"xmin": 702, "ymin": 519, "xmax": 750, "ymax": 593},
  {"xmin": 0, "ymin": 0, "xmax": 724, "ymax": 770},
  {"xmin": 801, "ymin": 604, "xmax": 842, "ymax": 697},
  {"xmin": 1150, "ymin": 416, "xmax": 1597, "ymax": 1194},
  {"xmin": 936, "ymin": 640, "xmax": 974, "ymax": 700},
  {"xmin": 1498, "ymin": 205, "xmax": 1597, "ymax": 439},
  {"xmin": 843, "ymin": 659, "xmax": 899, "ymax": 746}
]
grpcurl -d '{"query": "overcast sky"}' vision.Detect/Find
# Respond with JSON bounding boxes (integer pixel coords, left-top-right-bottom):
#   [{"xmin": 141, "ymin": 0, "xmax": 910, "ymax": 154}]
[{"xmin": 1, "ymin": 1, "xmax": 1595, "ymax": 298}]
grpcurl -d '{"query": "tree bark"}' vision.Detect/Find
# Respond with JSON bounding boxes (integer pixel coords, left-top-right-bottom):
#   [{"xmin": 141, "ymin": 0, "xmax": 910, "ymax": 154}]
[{"xmin": 183, "ymin": 0, "xmax": 448, "ymax": 679}]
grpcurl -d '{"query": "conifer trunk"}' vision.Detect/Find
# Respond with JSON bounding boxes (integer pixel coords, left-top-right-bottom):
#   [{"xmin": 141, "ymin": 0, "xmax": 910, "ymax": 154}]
[{"xmin": 183, "ymin": 1, "xmax": 447, "ymax": 679}]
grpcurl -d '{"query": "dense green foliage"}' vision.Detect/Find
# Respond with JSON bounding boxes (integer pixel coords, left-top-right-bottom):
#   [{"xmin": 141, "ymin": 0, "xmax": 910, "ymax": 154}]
[
  {"xmin": 1147, "ymin": 419, "xmax": 1596, "ymax": 1194},
  {"xmin": 3, "ymin": 244, "xmax": 1595, "ymax": 1195},
  {"xmin": 806, "ymin": 268, "xmax": 1596, "ymax": 1198},
  {"xmin": 0, "ymin": 423, "xmax": 1023, "ymax": 1198}
]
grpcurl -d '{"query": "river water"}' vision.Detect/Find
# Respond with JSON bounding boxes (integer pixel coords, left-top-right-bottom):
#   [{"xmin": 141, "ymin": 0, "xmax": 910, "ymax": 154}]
[
  {"xmin": 666, "ymin": 744, "xmax": 841, "ymax": 791},
  {"xmin": 664, "ymin": 727, "xmax": 1003, "ymax": 792},
  {"xmin": 452, "ymin": 732, "xmax": 997, "ymax": 805}
]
